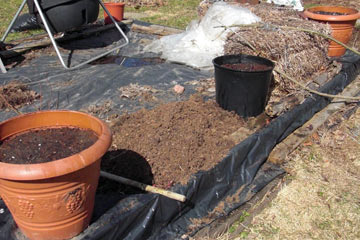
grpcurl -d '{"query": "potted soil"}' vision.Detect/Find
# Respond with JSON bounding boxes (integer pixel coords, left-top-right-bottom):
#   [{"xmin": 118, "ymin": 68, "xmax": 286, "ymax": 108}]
[
  {"xmin": 303, "ymin": 6, "xmax": 360, "ymax": 57},
  {"xmin": 235, "ymin": 0, "xmax": 259, "ymax": 5},
  {"xmin": 0, "ymin": 111, "xmax": 112, "ymax": 240},
  {"xmin": 213, "ymin": 54, "xmax": 274, "ymax": 118},
  {"xmin": 103, "ymin": 0, "xmax": 125, "ymax": 25}
]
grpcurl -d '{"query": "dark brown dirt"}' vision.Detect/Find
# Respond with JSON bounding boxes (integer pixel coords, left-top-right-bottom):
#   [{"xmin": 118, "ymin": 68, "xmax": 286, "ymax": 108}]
[
  {"xmin": 0, "ymin": 127, "xmax": 98, "ymax": 164},
  {"xmin": 222, "ymin": 63, "xmax": 272, "ymax": 72},
  {"xmin": 313, "ymin": 11, "xmax": 348, "ymax": 16},
  {"xmin": 110, "ymin": 94, "xmax": 246, "ymax": 189},
  {"xmin": 0, "ymin": 82, "xmax": 40, "ymax": 110}
]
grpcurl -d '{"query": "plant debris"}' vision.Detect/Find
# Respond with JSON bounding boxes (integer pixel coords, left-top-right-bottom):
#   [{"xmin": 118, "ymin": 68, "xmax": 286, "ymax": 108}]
[
  {"xmin": 118, "ymin": 83, "xmax": 159, "ymax": 99},
  {"xmin": 225, "ymin": 3, "xmax": 331, "ymax": 86},
  {"xmin": 185, "ymin": 78, "xmax": 216, "ymax": 96},
  {"xmin": 0, "ymin": 82, "xmax": 40, "ymax": 111},
  {"xmin": 120, "ymin": 0, "xmax": 166, "ymax": 7},
  {"xmin": 222, "ymin": 3, "xmax": 336, "ymax": 117}
]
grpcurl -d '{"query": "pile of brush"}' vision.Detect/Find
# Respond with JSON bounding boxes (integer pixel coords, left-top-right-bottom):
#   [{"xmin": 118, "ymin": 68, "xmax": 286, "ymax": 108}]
[{"xmin": 222, "ymin": 3, "xmax": 338, "ymax": 116}]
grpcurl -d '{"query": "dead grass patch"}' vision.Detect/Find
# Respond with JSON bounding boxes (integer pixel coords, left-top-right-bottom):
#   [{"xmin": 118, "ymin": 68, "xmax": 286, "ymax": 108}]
[{"xmin": 240, "ymin": 105, "xmax": 360, "ymax": 239}]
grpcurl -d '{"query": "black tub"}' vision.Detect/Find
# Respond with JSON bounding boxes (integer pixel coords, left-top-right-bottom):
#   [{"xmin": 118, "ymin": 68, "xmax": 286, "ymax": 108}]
[
  {"xmin": 213, "ymin": 54, "xmax": 274, "ymax": 118},
  {"xmin": 27, "ymin": 0, "xmax": 99, "ymax": 33}
]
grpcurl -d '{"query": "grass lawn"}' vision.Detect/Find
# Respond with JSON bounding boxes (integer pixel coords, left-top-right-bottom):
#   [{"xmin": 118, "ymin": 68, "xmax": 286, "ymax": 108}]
[
  {"xmin": 0, "ymin": 0, "xmax": 44, "ymax": 41},
  {"xmin": 129, "ymin": 0, "xmax": 202, "ymax": 29},
  {"xmin": 0, "ymin": 0, "xmax": 202, "ymax": 42}
]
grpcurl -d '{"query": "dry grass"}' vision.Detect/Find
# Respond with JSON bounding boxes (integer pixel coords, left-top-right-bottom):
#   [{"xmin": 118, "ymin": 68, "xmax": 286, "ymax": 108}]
[{"xmin": 228, "ymin": 102, "xmax": 360, "ymax": 239}]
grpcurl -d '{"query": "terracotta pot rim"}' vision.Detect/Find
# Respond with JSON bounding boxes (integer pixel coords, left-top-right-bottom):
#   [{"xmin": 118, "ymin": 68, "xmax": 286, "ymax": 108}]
[
  {"xmin": 0, "ymin": 110, "xmax": 112, "ymax": 181},
  {"xmin": 304, "ymin": 6, "xmax": 360, "ymax": 22},
  {"xmin": 103, "ymin": 2, "xmax": 125, "ymax": 6}
]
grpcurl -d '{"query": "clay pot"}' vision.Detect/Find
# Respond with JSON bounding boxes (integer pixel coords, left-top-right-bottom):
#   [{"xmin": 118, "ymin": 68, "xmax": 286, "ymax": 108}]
[
  {"xmin": 303, "ymin": 6, "xmax": 360, "ymax": 57},
  {"xmin": 0, "ymin": 111, "xmax": 112, "ymax": 240},
  {"xmin": 104, "ymin": 2, "xmax": 125, "ymax": 25}
]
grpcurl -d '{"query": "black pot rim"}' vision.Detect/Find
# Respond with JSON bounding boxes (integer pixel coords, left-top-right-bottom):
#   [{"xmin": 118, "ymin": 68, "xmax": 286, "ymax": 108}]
[{"xmin": 212, "ymin": 54, "xmax": 275, "ymax": 73}]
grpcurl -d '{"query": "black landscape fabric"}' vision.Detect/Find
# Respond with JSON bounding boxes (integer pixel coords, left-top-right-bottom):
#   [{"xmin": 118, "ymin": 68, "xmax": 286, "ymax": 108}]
[{"xmin": 0, "ymin": 24, "xmax": 359, "ymax": 240}]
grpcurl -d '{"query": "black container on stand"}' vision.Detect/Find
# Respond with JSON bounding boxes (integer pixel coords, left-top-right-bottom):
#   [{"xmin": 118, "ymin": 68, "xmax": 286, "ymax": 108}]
[{"xmin": 27, "ymin": 0, "xmax": 99, "ymax": 33}]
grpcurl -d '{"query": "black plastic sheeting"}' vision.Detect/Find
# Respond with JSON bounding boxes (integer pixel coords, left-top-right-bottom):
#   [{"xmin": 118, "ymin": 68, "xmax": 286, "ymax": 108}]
[
  {"xmin": 0, "ymin": 23, "xmax": 359, "ymax": 239},
  {"xmin": 11, "ymin": 14, "xmax": 40, "ymax": 33}
]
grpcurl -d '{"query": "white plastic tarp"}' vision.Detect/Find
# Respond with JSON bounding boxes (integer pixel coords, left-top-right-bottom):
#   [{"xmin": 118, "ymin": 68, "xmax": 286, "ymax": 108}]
[
  {"xmin": 266, "ymin": 0, "xmax": 304, "ymax": 11},
  {"xmin": 144, "ymin": 2, "xmax": 260, "ymax": 69}
]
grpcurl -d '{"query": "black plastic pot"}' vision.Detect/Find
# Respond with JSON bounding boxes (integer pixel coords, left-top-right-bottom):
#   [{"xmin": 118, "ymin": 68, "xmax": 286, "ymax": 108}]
[
  {"xmin": 27, "ymin": 0, "xmax": 99, "ymax": 33},
  {"xmin": 213, "ymin": 54, "xmax": 274, "ymax": 118}
]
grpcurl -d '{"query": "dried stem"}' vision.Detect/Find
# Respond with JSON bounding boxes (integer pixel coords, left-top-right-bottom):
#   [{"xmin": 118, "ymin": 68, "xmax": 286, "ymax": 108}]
[
  {"xmin": 0, "ymin": 94, "xmax": 22, "ymax": 115},
  {"xmin": 215, "ymin": 23, "xmax": 360, "ymax": 56}
]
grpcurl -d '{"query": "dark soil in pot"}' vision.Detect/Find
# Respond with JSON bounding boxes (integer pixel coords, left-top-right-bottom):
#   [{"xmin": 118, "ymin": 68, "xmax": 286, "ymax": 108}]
[
  {"xmin": 312, "ymin": 11, "xmax": 348, "ymax": 16},
  {"xmin": 0, "ymin": 127, "xmax": 98, "ymax": 164},
  {"xmin": 107, "ymin": 94, "xmax": 254, "ymax": 189},
  {"xmin": 221, "ymin": 62, "xmax": 273, "ymax": 71}
]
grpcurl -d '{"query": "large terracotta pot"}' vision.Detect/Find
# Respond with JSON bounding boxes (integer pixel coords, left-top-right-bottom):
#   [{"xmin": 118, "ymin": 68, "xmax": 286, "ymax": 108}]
[
  {"xmin": 0, "ymin": 111, "xmax": 112, "ymax": 240},
  {"xmin": 303, "ymin": 6, "xmax": 360, "ymax": 57},
  {"xmin": 104, "ymin": 2, "xmax": 125, "ymax": 25}
]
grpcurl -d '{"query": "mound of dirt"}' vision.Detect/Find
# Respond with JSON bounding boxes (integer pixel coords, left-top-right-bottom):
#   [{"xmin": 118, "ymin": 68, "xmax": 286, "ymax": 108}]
[{"xmin": 109, "ymin": 94, "xmax": 247, "ymax": 189}]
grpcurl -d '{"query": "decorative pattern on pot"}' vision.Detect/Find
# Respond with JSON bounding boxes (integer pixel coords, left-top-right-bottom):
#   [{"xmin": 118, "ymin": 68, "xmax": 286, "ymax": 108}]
[
  {"xmin": 18, "ymin": 199, "xmax": 35, "ymax": 219},
  {"xmin": 303, "ymin": 6, "xmax": 360, "ymax": 57},
  {"xmin": 65, "ymin": 187, "xmax": 87, "ymax": 214},
  {"xmin": 0, "ymin": 111, "xmax": 112, "ymax": 240}
]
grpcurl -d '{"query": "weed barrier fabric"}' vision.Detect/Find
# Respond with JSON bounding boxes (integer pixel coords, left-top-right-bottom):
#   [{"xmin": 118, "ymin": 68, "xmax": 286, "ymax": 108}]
[
  {"xmin": 0, "ymin": 26, "xmax": 359, "ymax": 239},
  {"xmin": 0, "ymin": 29, "xmax": 212, "ymax": 122}
]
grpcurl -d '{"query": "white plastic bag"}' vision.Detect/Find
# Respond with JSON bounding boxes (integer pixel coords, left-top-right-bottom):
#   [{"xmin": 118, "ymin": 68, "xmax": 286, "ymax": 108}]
[
  {"xmin": 144, "ymin": 2, "xmax": 260, "ymax": 69},
  {"xmin": 266, "ymin": 0, "xmax": 304, "ymax": 11}
]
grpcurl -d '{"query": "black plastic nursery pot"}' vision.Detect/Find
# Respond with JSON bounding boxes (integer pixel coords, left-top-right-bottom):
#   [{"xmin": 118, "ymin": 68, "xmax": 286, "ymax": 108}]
[
  {"xmin": 213, "ymin": 54, "xmax": 274, "ymax": 118},
  {"xmin": 27, "ymin": 0, "xmax": 99, "ymax": 33}
]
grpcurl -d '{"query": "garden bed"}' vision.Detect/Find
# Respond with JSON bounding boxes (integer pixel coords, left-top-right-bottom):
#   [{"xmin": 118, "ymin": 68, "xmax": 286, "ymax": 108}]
[{"xmin": 0, "ymin": 10, "xmax": 359, "ymax": 240}]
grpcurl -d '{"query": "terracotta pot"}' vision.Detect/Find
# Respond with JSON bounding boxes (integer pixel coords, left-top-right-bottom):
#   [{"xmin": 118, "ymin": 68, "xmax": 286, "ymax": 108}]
[
  {"xmin": 104, "ymin": 2, "xmax": 125, "ymax": 25},
  {"xmin": 303, "ymin": 6, "xmax": 360, "ymax": 57},
  {"xmin": 0, "ymin": 111, "xmax": 112, "ymax": 240}
]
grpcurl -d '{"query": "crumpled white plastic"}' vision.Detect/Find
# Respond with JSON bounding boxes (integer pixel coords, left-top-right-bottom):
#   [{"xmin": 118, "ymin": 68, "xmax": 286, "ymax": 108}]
[
  {"xmin": 143, "ymin": 2, "xmax": 260, "ymax": 69},
  {"xmin": 266, "ymin": 0, "xmax": 304, "ymax": 11}
]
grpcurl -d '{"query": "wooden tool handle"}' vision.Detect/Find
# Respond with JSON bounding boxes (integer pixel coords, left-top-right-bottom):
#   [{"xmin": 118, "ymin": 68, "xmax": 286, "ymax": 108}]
[{"xmin": 100, "ymin": 171, "xmax": 186, "ymax": 202}]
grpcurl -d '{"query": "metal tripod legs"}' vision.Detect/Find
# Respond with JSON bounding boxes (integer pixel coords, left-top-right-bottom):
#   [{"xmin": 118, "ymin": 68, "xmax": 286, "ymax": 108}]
[{"xmin": 1, "ymin": 0, "xmax": 129, "ymax": 70}]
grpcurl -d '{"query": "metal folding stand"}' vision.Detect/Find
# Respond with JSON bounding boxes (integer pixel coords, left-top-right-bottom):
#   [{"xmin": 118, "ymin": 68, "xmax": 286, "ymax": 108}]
[
  {"xmin": 0, "ymin": 57, "xmax": 6, "ymax": 73},
  {"xmin": 1, "ymin": 0, "xmax": 129, "ymax": 70}
]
